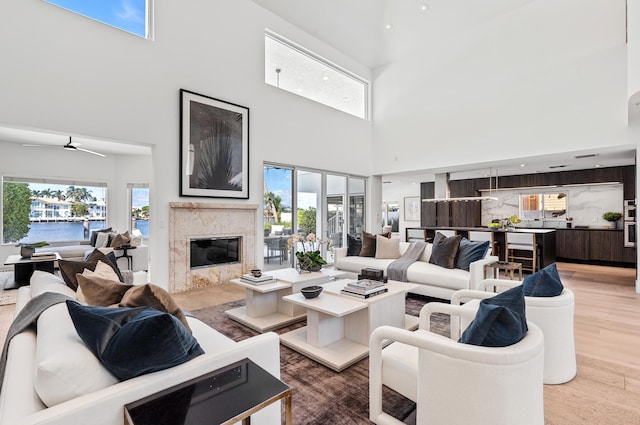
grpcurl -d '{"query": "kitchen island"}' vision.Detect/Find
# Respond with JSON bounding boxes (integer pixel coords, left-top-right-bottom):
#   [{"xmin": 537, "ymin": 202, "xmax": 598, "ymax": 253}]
[{"xmin": 406, "ymin": 226, "xmax": 557, "ymax": 268}]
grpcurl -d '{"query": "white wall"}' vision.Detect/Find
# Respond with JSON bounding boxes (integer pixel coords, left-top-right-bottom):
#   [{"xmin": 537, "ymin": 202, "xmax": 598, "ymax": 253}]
[
  {"xmin": 0, "ymin": 0, "xmax": 373, "ymax": 287},
  {"xmin": 372, "ymin": 0, "xmax": 635, "ymax": 175},
  {"xmin": 0, "ymin": 141, "xmax": 152, "ymax": 266},
  {"xmin": 381, "ymin": 183, "xmax": 421, "ymax": 241}
]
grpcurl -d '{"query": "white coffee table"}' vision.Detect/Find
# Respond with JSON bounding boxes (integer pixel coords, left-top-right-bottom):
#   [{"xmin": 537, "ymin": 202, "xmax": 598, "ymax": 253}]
[
  {"xmin": 225, "ymin": 268, "xmax": 346, "ymax": 332},
  {"xmin": 279, "ymin": 279, "xmax": 418, "ymax": 372}
]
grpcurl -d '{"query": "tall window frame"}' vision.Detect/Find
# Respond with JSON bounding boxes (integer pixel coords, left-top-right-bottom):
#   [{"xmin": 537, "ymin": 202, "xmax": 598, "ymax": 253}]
[
  {"xmin": 263, "ymin": 163, "xmax": 367, "ymax": 268},
  {"xmin": 128, "ymin": 183, "xmax": 150, "ymax": 239}
]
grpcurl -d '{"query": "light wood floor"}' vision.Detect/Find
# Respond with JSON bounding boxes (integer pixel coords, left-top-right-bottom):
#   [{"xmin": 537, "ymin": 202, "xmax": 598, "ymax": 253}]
[{"xmin": 1, "ymin": 262, "xmax": 639, "ymax": 424}]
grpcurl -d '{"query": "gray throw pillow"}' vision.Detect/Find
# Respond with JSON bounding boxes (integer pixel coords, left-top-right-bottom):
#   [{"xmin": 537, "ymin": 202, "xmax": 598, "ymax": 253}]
[{"xmin": 429, "ymin": 232, "xmax": 462, "ymax": 269}]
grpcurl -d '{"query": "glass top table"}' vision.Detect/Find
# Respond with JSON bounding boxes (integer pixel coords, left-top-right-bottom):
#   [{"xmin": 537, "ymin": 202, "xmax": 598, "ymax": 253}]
[{"xmin": 124, "ymin": 358, "xmax": 291, "ymax": 425}]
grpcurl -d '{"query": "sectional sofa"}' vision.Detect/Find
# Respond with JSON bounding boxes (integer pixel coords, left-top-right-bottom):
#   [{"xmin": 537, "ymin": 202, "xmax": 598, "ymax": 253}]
[
  {"xmin": 334, "ymin": 241, "xmax": 498, "ymax": 300},
  {"xmin": 0, "ymin": 272, "xmax": 282, "ymax": 425}
]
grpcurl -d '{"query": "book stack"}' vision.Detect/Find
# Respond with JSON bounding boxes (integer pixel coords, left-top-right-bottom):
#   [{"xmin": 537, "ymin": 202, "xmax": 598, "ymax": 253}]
[
  {"xmin": 30, "ymin": 252, "xmax": 57, "ymax": 260},
  {"xmin": 340, "ymin": 279, "xmax": 388, "ymax": 299},
  {"xmin": 357, "ymin": 267, "xmax": 387, "ymax": 283},
  {"xmin": 240, "ymin": 274, "xmax": 276, "ymax": 285}
]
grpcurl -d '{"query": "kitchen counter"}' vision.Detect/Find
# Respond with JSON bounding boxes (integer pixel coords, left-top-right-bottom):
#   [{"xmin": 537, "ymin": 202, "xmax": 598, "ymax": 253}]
[{"xmin": 407, "ymin": 227, "xmax": 557, "ymax": 268}]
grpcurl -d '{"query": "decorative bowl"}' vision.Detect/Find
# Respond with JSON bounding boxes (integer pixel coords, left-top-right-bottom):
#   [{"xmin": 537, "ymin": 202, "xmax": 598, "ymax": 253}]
[
  {"xmin": 250, "ymin": 269, "xmax": 262, "ymax": 278},
  {"xmin": 301, "ymin": 285, "xmax": 323, "ymax": 299}
]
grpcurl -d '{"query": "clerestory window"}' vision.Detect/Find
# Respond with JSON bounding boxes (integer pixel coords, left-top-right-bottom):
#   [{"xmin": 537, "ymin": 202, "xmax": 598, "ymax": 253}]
[
  {"xmin": 43, "ymin": 0, "xmax": 152, "ymax": 39},
  {"xmin": 265, "ymin": 31, "xmax": 369, "ymax": 119}
]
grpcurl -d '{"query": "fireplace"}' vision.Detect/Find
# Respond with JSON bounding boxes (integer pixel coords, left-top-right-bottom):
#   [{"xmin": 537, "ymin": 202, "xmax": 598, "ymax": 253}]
[
  {"xmin": 169, "ymin": 202, "xmax": 258, "ymax": 293},
  {"xmin": 190, "ymin": 237, "xmax": 240, "ymax": 269}
]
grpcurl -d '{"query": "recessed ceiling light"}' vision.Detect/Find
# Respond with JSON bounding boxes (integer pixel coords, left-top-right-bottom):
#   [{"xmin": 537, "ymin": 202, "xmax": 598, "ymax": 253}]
[
  {"xmin": 385, "ymin": 24, "xmax": 393, "ymax": 30},
  {"xmin": 421, "ymin": 3, "xmax": 429, "ymax": 10},
  {"xmin": 595, "ymin": 164, "xmax": 601, "ymax": 168},
  {"xmin": 322, "ymin": 76, "xmax": 328, "ymax": 81},
  {"xmin": 520, "ymin": 164, "xmax": 525, "ymax": 167},
  {"xmin": 296, "ymin": 89, "xmax": 303, "ymax": 93}
]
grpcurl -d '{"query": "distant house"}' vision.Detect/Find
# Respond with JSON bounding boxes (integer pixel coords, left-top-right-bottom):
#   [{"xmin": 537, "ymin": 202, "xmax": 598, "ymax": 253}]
[{"xmin": 30, "ymin": 197, "xmax": 72, "ymax": 220}]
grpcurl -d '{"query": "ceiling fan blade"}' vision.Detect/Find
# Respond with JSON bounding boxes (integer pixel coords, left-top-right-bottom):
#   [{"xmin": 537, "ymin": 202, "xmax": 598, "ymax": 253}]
[
  {"xmin": 76, "ymin": 147, "xmax": 106, "ymax": 157},
  {"xmin": 22, "ymin": 144, "xmax": 57, "ymax": 148}
]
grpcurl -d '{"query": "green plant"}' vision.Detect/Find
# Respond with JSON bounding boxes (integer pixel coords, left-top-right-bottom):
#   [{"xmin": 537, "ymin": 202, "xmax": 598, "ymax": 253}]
[
  {"xmin": 287, "ymin": 233, "xmax": 333, "ymax": 270},
  {"xmin": 602, "ymin": 212, "xmax": 622, "ymax": 222},
  {"xmin": 264, "ymin": 222, "xmax": 272, "ymax": 230},
  {"xmin": 3, "ymin": 182, "xmax": 32, "ymax": 244},
  {"xmin": 15, "ymin": 241, "xmax": 49, "ymax": 248}
]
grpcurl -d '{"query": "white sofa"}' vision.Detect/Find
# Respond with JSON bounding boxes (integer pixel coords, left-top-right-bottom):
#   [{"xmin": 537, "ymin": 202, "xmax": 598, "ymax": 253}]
[
  {"xmin": 334, "ymin": 242, "xmax": 497, "ymax": 300},
  {"xmin": 0, "ymin": 275, "xmax": 282, "ymax": 425}
]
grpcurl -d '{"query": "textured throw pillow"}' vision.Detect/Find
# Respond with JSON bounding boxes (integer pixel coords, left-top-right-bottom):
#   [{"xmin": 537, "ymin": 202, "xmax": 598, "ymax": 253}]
[
  {"xmin": 359, "ymin": 231, "xmax": 391, "ymax": 257},
  {"xmin": 120, "ymin": 284, "xmax": 192, "ymax": 333},
  {"xmin": 522, "ymin": 263, "xmax": 564, "ymax": 297},
  {"xmin": 90, "ymin": 227, "xmax": 112, "ymax": 247},
  {"xmin": 455, "ymin": 238, "xmax": 490, "ymax": 271},
  {"xmin": 459, "ymin": 285, "xmax": 528, "ymax": 347},
  {"xmin": 76, "ymin": 274, "xmax": 132, "ymax": 306},
  {"xmin": 347, "ymin": 234, "xmax": 362, "ymax": 256},
  {"xmin": 109, "ymin": 231, "xmax": 131, "ymax": 248},
  {"xmin": 66, "ymin": 301, "xmax": 204, "ymax": 381},
  {"xmin": 59, "ymin": 249, "xmax": 123, "ymax": 290},
  {"xmin": 429, "ymin": 232, "xmax": 462, "ymax": 269},
  {"xmin": 375, "ymin": 235, "xmax": 400, "ymax": 259}
]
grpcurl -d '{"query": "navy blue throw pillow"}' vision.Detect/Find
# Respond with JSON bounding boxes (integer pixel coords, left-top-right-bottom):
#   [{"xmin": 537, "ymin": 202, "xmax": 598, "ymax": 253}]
[
  {"xmin": 455, "ymin": 238, "xmax": 490, "ymax": 271},
  {"xmin": 459, "ymin": 285, "xmax": 528, "ymax": 347},
  {"xmin": 522, "ymin": 263, "xmax": 563, "ymax": 297},
  {"xmin": 66, "ymin": 301, "xmax": 204, "ymax": 381}
]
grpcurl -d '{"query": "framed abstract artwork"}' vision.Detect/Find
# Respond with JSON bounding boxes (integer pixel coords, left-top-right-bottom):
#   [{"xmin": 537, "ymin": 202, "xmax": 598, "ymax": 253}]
[
  {"xmin": 180, "ymin": 89, "xmax": 249, "ymax": 198},
  {"xmin": 404, "ymin": 196, "xmax": 420, "ymax": 221}
]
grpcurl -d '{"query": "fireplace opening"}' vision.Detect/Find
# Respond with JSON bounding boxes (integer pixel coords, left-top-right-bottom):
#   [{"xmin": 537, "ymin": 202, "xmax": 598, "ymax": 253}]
[{"xmin": 190, "ymin": 237, "xmax": 240, "ymax": 269}]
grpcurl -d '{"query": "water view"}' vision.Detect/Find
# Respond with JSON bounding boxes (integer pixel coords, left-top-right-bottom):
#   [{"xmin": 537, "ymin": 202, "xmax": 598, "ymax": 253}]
[{"xmin": 19, "ymin": 220, "xmax": 149, "ymax": 244}]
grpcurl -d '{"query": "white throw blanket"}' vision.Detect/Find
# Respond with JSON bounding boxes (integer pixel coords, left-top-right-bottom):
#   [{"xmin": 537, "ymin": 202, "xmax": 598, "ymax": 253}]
[{"xmin": 387, "ymin": 241, "xmax": 427, "ymax": 282}]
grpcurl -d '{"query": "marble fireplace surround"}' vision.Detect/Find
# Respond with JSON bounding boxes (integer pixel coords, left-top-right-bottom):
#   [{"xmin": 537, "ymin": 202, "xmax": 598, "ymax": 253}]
[{"xmin": 169, "ymin": 202, "xmax": 258, "ymax": 293}]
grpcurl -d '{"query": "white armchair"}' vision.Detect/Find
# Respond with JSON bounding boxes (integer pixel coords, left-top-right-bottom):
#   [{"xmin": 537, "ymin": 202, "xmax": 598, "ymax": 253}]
[
  {"xmin": 452, "ymin": 279, "xmax": 576, "ymax": 384},
  {"xmin": 369, "ymin": 302, "xmax": 545, "ymax": 425}
]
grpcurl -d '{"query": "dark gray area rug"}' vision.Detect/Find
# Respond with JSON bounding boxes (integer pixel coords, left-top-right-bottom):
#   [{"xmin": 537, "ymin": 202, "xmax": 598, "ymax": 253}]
[{"xmin": 191, "ymin": 294, "xmax": 449, "ymax": 425}]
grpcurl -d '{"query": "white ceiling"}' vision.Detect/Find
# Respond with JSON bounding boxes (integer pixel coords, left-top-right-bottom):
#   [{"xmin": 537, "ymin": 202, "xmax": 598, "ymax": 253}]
[
  {"xmin": 253, "ymin": 0, "xmax": 636, "ymax": 184},
  {"xmin": 0, "ymin": 126, "xmax": 151, "ymax": 157}
]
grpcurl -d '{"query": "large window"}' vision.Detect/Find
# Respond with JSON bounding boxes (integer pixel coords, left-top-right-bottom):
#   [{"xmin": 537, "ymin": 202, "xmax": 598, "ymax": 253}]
[
  {"xmin": 265, "ymin": 32, "xmax": 369, "ymax": 119},
  {"xmin": 263, "ymin": 164, "xmax": 366, "ymax": 270},
  {"xmin": 43, "ymin": 0, "xmax": 152, "ymax": 39},
  {"xmin": 2, "ymin": 177, "xmax": 107, "ymax": 244}
]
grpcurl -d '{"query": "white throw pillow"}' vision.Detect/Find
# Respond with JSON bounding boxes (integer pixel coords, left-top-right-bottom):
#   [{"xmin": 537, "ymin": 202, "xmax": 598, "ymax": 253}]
[
  {"xmin": 95, "ymin": 231, "xmax": 110, "ymax": 248},
  {"xmin": 30, "ymin": 271, "xmax": 77, "ymax": 299},
  {"xmin": 375, "ymin": 235, "xmax": 400, "ymax": 259},
  {"xmin": 34, "ymin": 303, "xmax": 119, "ymax": 407}
]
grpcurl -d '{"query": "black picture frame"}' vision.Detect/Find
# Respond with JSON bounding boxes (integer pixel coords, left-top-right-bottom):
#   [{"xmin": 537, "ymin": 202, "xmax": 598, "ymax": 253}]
[{"xmin": 180, "ymin": 89, "xmax": 249, "ymax": 199}]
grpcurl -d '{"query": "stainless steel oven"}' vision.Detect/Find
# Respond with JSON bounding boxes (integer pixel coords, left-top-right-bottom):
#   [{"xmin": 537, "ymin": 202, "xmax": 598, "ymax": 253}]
[
  {"xmin": 624, "ymin": 200, "xmax": 636, "ymax": 221},
  {"xmin": 624, "ymin": 221, "xmax": 636, "ymax": 247}
]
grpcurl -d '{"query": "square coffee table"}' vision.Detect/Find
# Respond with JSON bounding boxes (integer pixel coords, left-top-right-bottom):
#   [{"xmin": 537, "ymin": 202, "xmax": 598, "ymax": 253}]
[
  {"xmin": 226, "ymin": 268, "xmax": 346, "ymax": 333},
  {"xmin": 279, "ymin": 279, "xmax": 418, "ymax": 371},
  {"xmin": 3, "ymin": 253, "xmax": 61, "ymax": 289}
]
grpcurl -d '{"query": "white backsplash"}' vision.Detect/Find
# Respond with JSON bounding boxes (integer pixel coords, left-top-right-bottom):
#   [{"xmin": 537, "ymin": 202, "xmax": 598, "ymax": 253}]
[{"xmin": 481, "ymin": 184, "xmax": 624, "ymax": 228}]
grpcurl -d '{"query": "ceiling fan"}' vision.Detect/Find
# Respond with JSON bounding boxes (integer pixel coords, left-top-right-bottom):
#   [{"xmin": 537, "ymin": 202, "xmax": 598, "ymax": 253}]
[{"xmin": 22, "ymin": 137, "xmax": 106, "ymax": 157}]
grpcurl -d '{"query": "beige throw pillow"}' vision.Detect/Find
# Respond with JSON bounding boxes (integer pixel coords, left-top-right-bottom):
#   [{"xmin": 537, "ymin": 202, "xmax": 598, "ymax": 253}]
[
  {"xmin": 120, "ymin": 284, "xmax": 192, "ymax": 333},
  {"xmin": 375, "ymin": 235, "xmax": 400, "ymax": 259},
  {"xmin": 109, "ymin": 231, "xmax": 131, "ymax": 248},
  {"xmin": 76, "ymin": 274, "xmax": 132, "ymax": 307}
]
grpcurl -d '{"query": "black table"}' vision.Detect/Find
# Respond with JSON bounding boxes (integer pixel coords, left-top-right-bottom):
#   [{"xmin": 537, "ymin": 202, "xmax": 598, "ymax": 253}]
[
  {"xmin": 3, "ymin": 253, "xmax": 61, "ymax": 289},
  {"xmin": 124, "ymin": 358, "xmax": 291, "ymax": 425},
  {"xmin": 114, "ymin": 245, "xmax": 136, "ymax": 270}
]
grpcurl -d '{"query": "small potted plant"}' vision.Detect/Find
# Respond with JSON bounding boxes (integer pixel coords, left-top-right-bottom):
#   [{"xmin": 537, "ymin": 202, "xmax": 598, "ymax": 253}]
[
  {"xmin": 264, "ymin": 222, "xmax": 272, "ymax": 237},
  {"xmin": 566, "ymin": 217, "xmax": 573, "ymax": 228},
  {"xmin": 15, "ymin": 241, "xmax": 49, "ymax": 258},
  {"xmin": 602, "ymin": 212, "xmax": 622, "ymax": 229}
]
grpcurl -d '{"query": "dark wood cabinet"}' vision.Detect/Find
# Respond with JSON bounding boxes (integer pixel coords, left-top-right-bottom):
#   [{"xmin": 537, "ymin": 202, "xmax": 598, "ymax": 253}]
[
  {"xmin": 556, "ymin": 229, "xmax": 636, "ymax": 264},
  {"xmin": 556, "ymin": 230, "xmax": 590, "ymax": 260}
]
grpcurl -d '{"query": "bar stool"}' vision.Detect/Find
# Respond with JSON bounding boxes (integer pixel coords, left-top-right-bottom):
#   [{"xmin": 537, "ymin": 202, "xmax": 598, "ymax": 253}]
[{"xmin": 506, "ymin": 233, "xmax": 539, "ymax": 273}]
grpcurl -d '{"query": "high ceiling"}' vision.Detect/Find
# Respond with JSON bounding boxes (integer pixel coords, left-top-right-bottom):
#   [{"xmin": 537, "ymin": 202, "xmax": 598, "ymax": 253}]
[{"xmin": 253, "ymin": 0, "xmax": 636, "ymax": 184}]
